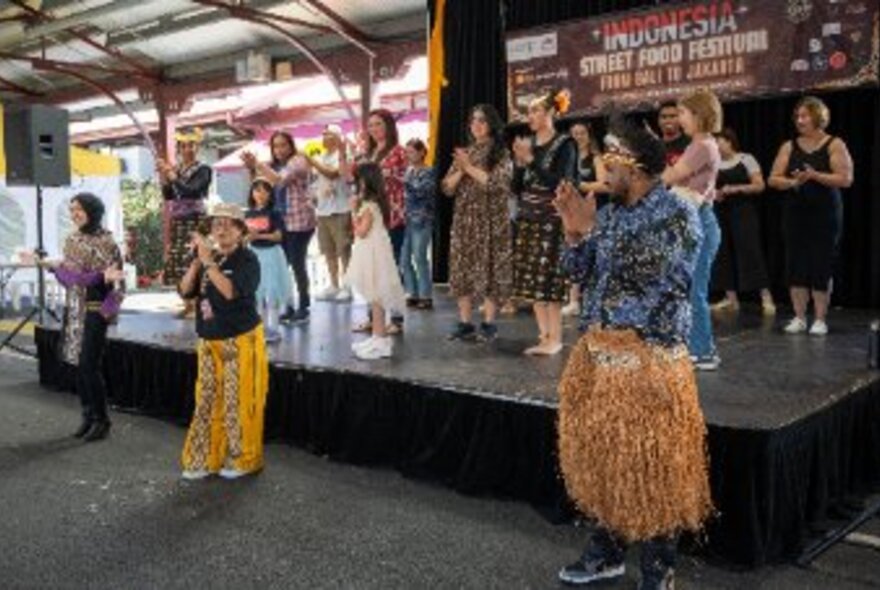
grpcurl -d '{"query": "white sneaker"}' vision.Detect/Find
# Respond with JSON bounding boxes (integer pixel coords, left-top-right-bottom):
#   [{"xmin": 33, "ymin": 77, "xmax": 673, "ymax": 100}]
[
  {"xmin": 181, "ymin": 469, "xmax": 210, "ymax": 481},
  {"xmin": 809, "ymin": 320, "xmax": 829, "ymax": 336},
  {"xmin": 315, "ymin": 286, "xmax": 339, "ymax": 301},
  {"xmin": 219, "ymin": 467, "xmax": 255, "ymax": 480},
  {"xmin": 562, "ymin": 301, "xmax": 581, "ymax": 317},
  {"xmin": 351, "ymin": 337, "xmax": 375, "ymax": 354},
  {"xmin": 783, "ymin": 317, "xmax": 808, "ymax": 334},
  {"xmin": 355, "ymin": 336, "xmax": 392, "ymax": 360},
  {"xmin": 334, "ymin": 287, "xmax": 352, "ymax": 302}
]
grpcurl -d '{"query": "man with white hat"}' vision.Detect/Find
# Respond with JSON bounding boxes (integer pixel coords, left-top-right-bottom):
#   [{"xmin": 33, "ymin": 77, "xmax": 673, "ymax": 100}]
[{"xmin": 308, "ymin": 124, "xmax": 353, "ymax": 302}]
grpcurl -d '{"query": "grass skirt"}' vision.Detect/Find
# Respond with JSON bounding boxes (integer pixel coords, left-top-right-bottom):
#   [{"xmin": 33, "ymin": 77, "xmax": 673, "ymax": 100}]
[{"xmin": 557, "ymin": 329, "xmax": 713, "ymax": 542}]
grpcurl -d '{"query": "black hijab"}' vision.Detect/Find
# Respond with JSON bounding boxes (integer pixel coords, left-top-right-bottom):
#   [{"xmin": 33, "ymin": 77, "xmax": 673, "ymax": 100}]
[{"xmin": 72, "ymin": 192, "xmax": 105, "ymax": 235}]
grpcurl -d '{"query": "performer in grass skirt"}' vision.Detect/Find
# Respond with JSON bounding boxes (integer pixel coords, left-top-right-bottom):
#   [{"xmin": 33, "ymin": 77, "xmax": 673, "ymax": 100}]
[{"xmin": 553, "ymin": 117, "xmax": 712, "ymax": 590}]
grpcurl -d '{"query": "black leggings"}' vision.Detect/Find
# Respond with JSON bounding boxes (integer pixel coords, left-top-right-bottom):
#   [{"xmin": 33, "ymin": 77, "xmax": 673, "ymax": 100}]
[
  {"xmin": 77, "ymin": 311, "xmax": 109, "ymax": 423},
  {"xmin": 283, "ymin": 229, "xmax": 314, "ymax": 311}
]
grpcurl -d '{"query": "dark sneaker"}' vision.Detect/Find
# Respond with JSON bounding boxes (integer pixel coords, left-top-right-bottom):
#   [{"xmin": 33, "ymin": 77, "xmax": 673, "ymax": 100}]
[
  {"xmin": 290, "ymin": 308, "xmax": 310, "ymax": 324},
  {"xmin": 416, "ymin": 298, "xmax": 434, "ymax": 310},
  {"xmin": 279, "ymin": 306, "xmax": 297, "ymax": 323},
  {"xmin": 558, "ymin": 553, "xmax": 626, "ymax": 586},
  {"xmin": 476, "ymin": 322, "xmax": 498, "ymax": 342},
  {"xmin": 637, "ymin": 568, "xmax": 675, "ymax": 590},
  {"xmin": 448, "ymin": 322, "xmax": 476, "ymax": 341}
]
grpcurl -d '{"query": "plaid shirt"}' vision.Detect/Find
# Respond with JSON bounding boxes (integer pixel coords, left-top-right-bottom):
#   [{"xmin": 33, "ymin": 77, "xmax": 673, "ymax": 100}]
[{"xmin": 280, "ymin": 155, "xmax": 316, "ymax": 232}]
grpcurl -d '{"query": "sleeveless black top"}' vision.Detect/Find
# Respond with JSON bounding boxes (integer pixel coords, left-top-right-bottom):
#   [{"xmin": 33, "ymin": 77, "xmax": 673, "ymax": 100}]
[{"xmin": 785, "ymin": 136, "xmax": 842, "ymax": 202}]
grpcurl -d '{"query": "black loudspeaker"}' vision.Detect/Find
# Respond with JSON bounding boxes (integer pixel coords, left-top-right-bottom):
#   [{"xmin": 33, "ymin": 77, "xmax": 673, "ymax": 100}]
[{"xmin": 3, "ymin": 103, "xmax": 71, "ymax": 187}]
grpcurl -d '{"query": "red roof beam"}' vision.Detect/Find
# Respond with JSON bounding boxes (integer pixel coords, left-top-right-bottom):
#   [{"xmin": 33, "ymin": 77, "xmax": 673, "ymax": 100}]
[
  {"xmin": 7, "ymin": 0, "xmax": 159, "ymax": 79},
  {"xmin": 0, "ymin": 51, "xmax": 155, "ymax": 80}
]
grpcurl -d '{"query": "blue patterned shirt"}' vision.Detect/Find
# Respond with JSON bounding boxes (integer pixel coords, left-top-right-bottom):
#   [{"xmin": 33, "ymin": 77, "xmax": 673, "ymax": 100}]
[
  {"xmin": 404, "ymin": 166, "xmax": 437, "ymax": 227},
  {"xmin": 562, "ymin": 184, "xmax": 702, "ymax": 347}
]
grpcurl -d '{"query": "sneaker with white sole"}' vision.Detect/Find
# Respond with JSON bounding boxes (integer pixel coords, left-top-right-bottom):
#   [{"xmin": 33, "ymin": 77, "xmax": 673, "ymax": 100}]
[
  {"xmin": 334, "ymin": 287, "xmax": 352, "ymax": 302},
  {"xmin": 784, "ymin": 317, "xmax": 808, "ymax": 334},
  {"xmin": 315, "ymin": 286, "xmax": 339, "ymax": 301},
  {"xmin": 355, "ymin": 336, "xmax": 392, "ymax": 360},
  {"xmin": 181, "ymin": 469, "xmax": 210, "ymax": 481},
  {"xmin": 219, "ymin": 467, "xmax": 256, "ymax": 480},
  {"xmin": 693, "ymin": 355, "xmax": 721, "ymax": 371},
  {"xmin": 558, "ymin": 553, "xmax": 626, "ymax": 586},
  {"xmin": 351, "ymin": 337, "xmax": 375, "ymax": 354},
  {"xmin": 809, "ymin": 320, "xmax": 829, "ymax": 336}
]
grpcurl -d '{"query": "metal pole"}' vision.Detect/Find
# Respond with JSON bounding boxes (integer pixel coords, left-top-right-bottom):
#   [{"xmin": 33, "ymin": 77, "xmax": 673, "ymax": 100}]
[{"xmin": 36, "ymin": 184, "xmax": 46, "ymax": 326}]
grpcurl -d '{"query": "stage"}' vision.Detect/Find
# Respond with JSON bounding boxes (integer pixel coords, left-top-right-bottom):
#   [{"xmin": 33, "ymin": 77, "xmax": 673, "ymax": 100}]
[{"xmin": 34, "ymin": 293, "xmax": 880, "ymax": 567}]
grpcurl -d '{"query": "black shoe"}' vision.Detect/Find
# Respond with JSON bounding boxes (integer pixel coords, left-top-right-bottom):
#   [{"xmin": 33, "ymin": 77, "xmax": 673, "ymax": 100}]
[
  {"xmin": 290, "ymin": 308, "xmax": 310, "ymax": 324},
  {"xmin": 279, "ymin": 306, "xmax": 297, "ymax": 323},
  {"xmin": 448, "ymin": 322, "xmax": 476, "ymax": 341},
  {"xmin": 476, "ymin": 322, "xmax": 498, "ymax": 342},
  {"xmin": 416, "ymin": 298, "xmax": 434, "ymax": 310},
  {"xmin": 73, "ymin": 420, "xmax": 93, "ymax": 438},
  {"xmin": 406, "ymin": 297, "xmax": 420, "ymax": 308},
  {"xmin": 83, "ymin": 421, "xmax": 111, "ymax": 442},
  {"xmin": 558, "ymin": 548, "xmax": 626, "ymax": 586}
]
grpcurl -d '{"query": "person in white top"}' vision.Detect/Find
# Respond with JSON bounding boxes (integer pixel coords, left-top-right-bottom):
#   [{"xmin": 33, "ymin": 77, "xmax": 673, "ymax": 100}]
[{"xmin": 308, "ymin": 124, "xmax": 353, "ymax": 302}]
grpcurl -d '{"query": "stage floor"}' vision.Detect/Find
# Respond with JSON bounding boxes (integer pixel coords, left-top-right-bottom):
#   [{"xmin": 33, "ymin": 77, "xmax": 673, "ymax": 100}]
[{"xmin": 106, "ymin": 291, "xmax": 878, "ymax": 431}]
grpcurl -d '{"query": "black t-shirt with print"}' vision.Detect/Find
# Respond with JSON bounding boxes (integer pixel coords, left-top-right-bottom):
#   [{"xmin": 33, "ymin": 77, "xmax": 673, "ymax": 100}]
[
  {"xmin": 182, "ymin": 246, "xmax": 261, "ymax": 340},
  {"xmin": 664, "ymin": 134, "xmax": 691, "ymax": 167},
  {"xmin": 245, "ymin": 208, "xmax": 285, "ymax": 249}
]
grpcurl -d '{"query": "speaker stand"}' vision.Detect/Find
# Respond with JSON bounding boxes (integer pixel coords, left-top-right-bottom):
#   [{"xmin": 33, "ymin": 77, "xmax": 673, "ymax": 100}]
[{"xmin": 0, "ymin": 184, "xmax": 60, "ymax": 358}]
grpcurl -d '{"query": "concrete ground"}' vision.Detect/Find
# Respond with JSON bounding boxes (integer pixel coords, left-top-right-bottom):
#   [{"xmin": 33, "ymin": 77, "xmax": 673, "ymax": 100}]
[{"xmin": 0, "ymin": 350, "xmax": 878, "ymax": 589}]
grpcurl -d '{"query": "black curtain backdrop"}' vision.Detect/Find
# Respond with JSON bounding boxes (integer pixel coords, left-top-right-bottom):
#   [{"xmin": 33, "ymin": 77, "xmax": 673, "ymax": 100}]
[{"xmin": 431, "ymin": 0, "xmax": 880, "ymax": 308}]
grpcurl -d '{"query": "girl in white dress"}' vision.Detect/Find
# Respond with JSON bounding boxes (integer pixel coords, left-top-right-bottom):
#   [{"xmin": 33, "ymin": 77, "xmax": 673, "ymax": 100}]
[{"xmin": 346, "ymin": 163, "xmax": 406, "ymax": 360}]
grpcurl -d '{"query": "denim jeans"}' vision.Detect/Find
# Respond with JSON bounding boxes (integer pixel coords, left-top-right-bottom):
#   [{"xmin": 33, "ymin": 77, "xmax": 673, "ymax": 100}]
[
  {"xmin": 689, "ymin": 204, "xmax": 721, "ymax": 358},
  {"xmin": 400, "ymin": 222, "xmax": 433, "ymax": 299}
]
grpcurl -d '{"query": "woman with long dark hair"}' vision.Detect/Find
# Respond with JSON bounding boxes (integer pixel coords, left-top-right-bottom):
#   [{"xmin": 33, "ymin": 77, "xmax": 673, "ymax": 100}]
[
  {"xmin": 352, "ymin": 109, "xmax": 408, "ymax": 334},
  {"xmin": 441, "ymin": 103, "xmax": 514, "ymax": 342},
  {"xmin": 242, "ymin": 131, "xmax": 314, "ymax": 324}
]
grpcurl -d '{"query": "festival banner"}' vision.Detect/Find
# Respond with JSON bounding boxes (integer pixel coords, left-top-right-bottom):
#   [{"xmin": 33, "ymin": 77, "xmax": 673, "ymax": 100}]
[{"xmin": 506, "ymin": 0, "xmax": 879, "ymax": 119}]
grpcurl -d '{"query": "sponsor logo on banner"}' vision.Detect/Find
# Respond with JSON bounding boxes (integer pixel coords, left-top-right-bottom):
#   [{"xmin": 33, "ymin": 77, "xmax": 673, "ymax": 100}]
[{"xmin": 507, "ymin": 33, "xmax": 558, "ymax": 63}]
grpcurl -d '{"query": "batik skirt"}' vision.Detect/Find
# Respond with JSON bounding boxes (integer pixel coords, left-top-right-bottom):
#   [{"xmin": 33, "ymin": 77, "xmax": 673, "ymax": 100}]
[
  {"xmin": 512, "ymin": 192, "xmax": 567, "ymax": 303},
  {"xmin": 164, "ymin": 200, "xmax": 205, "ymax": 286}
]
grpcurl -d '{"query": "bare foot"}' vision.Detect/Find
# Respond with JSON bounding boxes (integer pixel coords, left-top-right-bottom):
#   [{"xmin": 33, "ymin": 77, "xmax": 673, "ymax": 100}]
[{"xmin": 524, "ymin": 341, "xmax": 563, "ymax": 356}]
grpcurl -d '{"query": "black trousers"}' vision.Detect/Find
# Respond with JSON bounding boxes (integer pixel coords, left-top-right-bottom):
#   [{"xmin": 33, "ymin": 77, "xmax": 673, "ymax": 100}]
[
  {"xmin": 283, "ymin": 229, "xmax": 315, "ymax": 311},
  {"xmin": 590, "ymin": 527, "xmax": 677, "ymax": 577},
  {"xmin": 76, "ymin": 311, "xmax": 109, "ymax": 424}
]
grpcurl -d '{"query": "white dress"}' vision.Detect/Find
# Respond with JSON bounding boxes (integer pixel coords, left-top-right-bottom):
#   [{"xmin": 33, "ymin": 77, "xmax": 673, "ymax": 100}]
[{"xmin": 345, "ymin": 202, "xmax": 406, "ymax": 310}]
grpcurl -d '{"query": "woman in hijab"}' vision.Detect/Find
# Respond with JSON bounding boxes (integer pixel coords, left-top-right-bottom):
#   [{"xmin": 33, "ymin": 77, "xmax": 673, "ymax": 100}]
[{"xmin": 35, "ymin": 193, "xmax": 125, "ymax": 441}]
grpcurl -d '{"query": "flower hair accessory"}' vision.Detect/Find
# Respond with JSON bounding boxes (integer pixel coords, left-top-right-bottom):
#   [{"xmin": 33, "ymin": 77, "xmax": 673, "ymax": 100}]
[{"xmin": 554, "ymin": 91, "xmax": 571, "ymax": 115}]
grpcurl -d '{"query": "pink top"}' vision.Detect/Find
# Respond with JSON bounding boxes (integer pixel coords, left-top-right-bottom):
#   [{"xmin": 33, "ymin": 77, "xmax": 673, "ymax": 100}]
[{"xmin": 677, "ymin": 136, "xmax": 721, "ymax": 204}]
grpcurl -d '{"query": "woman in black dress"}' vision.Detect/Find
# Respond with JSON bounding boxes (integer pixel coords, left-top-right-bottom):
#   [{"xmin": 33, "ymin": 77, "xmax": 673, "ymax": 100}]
[
  {"xmin": 768, "ymin": 96, "xmax": 853, "ymax": 336},
  {"xmin": 564, "ymin": 120, "xmax": 609, "ymax": 318},
  {"xmin": 711, "ymin": 127, "xmax": 775, "ymax": 315}
]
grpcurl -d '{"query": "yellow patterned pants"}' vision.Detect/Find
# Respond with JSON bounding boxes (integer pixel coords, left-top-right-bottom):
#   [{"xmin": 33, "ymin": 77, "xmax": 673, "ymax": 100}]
[{"xmin": 181, "ymin": 324, "xmax": 268, "ymax": 473}]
